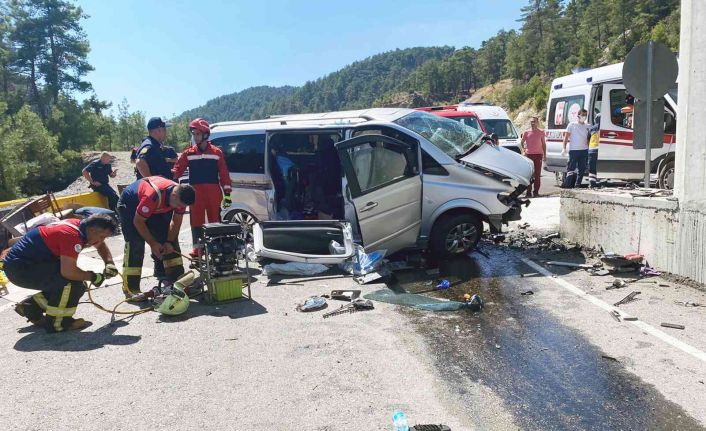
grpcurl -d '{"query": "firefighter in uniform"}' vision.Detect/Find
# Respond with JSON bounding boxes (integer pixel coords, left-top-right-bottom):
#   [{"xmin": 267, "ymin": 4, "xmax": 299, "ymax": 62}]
[
  {"xmin": 2, "ymin": 214, "xmax": 118, "ymax": 332},
  {"xmin": 117, "ymin": 176, "xmax": 195, "ymax": 298},
  {"xmin": 173, "ymin": 118, "xmax": 232, "ymax": 257},
  {"xmin": 135, "ymin": 117, "xmax": 173, "ymax": 180}
]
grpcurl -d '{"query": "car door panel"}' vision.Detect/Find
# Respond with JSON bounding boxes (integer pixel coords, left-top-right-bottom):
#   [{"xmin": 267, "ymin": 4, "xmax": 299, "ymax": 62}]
[{"xmin": 336, "ymin": 134, "xmax": 422, "ymax": 255}]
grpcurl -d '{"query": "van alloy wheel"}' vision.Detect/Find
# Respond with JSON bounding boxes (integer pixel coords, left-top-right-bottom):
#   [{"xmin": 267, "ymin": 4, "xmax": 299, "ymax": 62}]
[
  {"xmin": 445, "ymin": 223, "xmax": 479, "ymax": 254},
  {"xmin": 230, "ymin": 210, "xmax": 256, "ymax": 227}
]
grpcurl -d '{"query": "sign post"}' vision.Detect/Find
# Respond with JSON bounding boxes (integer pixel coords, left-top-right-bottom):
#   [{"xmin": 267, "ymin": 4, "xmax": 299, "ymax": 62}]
[{"xmin": 622, "ymin": 41, "xmax": 678, "ymax": 187}]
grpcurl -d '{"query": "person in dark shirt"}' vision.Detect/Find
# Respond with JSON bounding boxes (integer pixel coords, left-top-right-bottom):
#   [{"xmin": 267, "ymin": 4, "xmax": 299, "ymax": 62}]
[
  {"xmin": 163, "ymin": 145, "xmax": 178, "ymax": 171},
  {"xmin": 135, "ymin": 117, "xmax": 172, "ymax": 179},
  {"xmin": 82, "ymin": 152, "xmax": 119, "ymax": 211}
]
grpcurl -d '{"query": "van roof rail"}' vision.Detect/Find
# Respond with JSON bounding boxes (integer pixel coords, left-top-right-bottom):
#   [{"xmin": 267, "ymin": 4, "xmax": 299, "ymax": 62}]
[{"xmin": 211, "ymin": 115, "xmax": 371, "ymax": 129}]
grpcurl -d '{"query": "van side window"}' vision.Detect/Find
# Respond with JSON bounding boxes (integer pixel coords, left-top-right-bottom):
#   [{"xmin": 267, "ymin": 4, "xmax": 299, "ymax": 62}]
[
  {"xmin": 211, "ymin": 134, "xmax": 266, "ymax": 174},
  {"xmin": 422, "ymin": 150, "xmax": 448, "ymax": 176},
  {"xmin": 548, "ymin": 95, "xmax": 585, "ymax": 128},
  {"xmin": 609, "ymin": 89, "xmax": 633, "ymax": 129}
]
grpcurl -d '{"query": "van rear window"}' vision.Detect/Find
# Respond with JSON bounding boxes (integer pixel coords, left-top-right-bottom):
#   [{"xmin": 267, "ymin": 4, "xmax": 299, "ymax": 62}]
[
  {"xmin": 548, "ymin": 95, "xmax": 585, "ymax": 129},
  {"xmin": 211, "ymin": 134, "xmax": 266, "ymax": 174}
]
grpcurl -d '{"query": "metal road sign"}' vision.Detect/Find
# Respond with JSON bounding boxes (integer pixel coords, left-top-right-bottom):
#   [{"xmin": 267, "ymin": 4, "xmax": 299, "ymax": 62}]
[
  {"xmin": 632, "ymin": 98, "xmax": 665, "ymax": 150},
  {"xmin": 622, "ymin": 42, "xmax": 678, "ymax": 186}
]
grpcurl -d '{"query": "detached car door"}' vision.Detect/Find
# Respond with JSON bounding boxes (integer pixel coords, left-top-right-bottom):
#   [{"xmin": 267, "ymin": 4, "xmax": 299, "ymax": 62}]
[{"xmin": 335, "ymin": 134, "xmax": 422, "ymax": 255}]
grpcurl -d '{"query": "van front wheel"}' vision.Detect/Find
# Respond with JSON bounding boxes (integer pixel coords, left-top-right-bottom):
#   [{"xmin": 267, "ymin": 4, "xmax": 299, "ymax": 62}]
[{"xmin": 430, "ymin": 214, "xmax": 482, "ymax": 256}]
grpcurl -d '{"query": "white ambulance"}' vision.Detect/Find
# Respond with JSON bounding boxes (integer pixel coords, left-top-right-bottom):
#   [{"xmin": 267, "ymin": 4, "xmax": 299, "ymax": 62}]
[{"xmin": 544, "ymin": 62, "xmax": 678, "ymax": 188}]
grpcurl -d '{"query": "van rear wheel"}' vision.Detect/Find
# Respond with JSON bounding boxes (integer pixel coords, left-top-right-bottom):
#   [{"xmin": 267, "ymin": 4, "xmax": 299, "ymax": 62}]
[
  {"xmin": 225, "ymin": 210, "xmax": 258, "ymax": 239},
  {"xmin": 430, "ymin": 214, "xmax": 482, "ymax": 256},
  {"xmin": 658, "ymin": 160, "xmax": 675, "ymax": 190}
]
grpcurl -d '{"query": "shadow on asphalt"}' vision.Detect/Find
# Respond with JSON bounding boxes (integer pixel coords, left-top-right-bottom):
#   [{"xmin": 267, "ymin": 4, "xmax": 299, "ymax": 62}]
[
  {"xmin": 13, "ymin": 321, "xmax": 140, "ymax": 352},
  {"xmin": 156, "ymin": 298, "xmax": 268, "ymax": 323}
]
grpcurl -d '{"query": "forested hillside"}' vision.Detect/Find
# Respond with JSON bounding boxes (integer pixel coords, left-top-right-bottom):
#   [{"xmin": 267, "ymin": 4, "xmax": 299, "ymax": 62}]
[
  {"xmin": 180, "ymin": 47, "xmax": 454, "ymax": 123},
  {"xmin": 182, "ymin": 0, "xmax": 680, "ymax": 122}
]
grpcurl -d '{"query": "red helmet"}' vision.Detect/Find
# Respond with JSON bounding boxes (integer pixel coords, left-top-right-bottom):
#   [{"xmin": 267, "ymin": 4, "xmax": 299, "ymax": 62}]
[{"xmin": 189, "ymin": 118, "xmax": 210, "ymax": 134}]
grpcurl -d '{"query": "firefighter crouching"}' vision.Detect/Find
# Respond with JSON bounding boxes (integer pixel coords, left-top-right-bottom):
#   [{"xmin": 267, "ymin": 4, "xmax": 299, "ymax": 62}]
[
  {"xmin": 117, "ymin": 176, "xmax": 196, "ymax": 298},
  {"xmin": 173, "ymin": 118, "xmax": 232, "ymax": 257},
  {"xmin": 2, "ymin": 215, "xmax": 118, "ymax": 332}
]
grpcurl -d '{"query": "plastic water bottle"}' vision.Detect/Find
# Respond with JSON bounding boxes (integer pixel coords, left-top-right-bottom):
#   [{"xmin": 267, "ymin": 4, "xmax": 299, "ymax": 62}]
[{"xmin": 392, "ymin": 410, "xmax": 409, "ymax": 431}]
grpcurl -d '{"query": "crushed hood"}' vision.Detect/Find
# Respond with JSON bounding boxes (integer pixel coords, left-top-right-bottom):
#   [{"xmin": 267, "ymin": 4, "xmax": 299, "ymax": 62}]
[{"xmin": 460, "ymin": 143, "xmax": 533, "ymax": 186}]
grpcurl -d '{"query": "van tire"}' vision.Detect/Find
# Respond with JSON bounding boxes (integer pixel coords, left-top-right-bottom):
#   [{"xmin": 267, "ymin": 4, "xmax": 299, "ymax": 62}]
[
  {"xmin": 429, "ymin": 213, "xmax": 482, "ymax": 256},
  {"xmin": 225, "ymin": 210, "xmax": 258, "ymax": 228},
  {"xmin": 658, "ymin": 160, "xmax": 675, "ymax": 190}
]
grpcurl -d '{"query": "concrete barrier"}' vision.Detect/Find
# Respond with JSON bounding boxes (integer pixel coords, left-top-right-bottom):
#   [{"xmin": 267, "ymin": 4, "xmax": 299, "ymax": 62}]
[{"xmin": 559, "ymin": 189, "xmax": 679, "ymax": 274}]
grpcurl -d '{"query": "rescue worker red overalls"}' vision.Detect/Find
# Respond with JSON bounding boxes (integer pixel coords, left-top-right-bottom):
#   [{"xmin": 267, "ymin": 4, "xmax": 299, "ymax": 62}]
[{"xmin": 172, "ymin": 118, "xmax": 232, "ymax": 257}]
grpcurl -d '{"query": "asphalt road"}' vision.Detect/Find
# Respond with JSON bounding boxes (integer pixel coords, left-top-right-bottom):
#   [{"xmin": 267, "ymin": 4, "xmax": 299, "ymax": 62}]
[{"xmin": 1, "ymin": 205, "xmax": 705, "ymax": 430}]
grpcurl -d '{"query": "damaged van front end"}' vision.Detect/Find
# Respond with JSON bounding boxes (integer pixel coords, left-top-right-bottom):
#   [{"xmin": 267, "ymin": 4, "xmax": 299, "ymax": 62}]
[{"xmin": 459, "ymin": 141, "xmax": 533, "ymax": 230}]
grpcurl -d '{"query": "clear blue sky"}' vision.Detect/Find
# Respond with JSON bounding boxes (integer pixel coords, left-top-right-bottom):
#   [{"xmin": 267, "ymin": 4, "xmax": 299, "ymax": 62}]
[{"xmin": 77, "ymin": 0, "xmax": 525, "ymax": 118}]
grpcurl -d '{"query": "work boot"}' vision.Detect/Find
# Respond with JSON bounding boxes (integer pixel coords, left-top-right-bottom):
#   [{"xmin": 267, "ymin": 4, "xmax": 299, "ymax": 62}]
[
  {"xmin": 62, "ymin": 317, "xmax": 92, "ymax": 332},
  {"xmin": 14, "ymin": 298, "xmax": 45, "ymax": 325}
]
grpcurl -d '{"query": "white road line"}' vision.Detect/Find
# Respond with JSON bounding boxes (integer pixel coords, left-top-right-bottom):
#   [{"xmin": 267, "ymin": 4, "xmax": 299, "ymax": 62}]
[{"xmin": 520, "ymin": 257, "xmax": 706, "ymax": 364}]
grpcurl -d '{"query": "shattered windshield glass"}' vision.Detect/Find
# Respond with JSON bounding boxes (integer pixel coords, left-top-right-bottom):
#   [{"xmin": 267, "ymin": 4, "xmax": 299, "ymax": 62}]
[{"xmin": 394, "ymin": 111, "xmax": 484, "ymax": 158}]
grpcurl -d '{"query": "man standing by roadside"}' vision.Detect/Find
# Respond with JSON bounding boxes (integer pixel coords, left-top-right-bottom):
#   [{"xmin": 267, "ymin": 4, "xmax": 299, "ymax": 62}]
[
  {"xmin": 83, "ymin": 152, "xmax": 119, "ymax": 212},
  {"xmin": 561, "ymin": 108, "xmax": 591, "ymax": 188},
  {"xmin": 520, "ymin": 116, "xmax": 546, "ymax": 197},
  {"xmin": 135, "ymin": 117, "xmax": 173, "ymax": 180},
  {"xmin": 173, "ymin": 118, "xmax": 232, "ymax": 257}
]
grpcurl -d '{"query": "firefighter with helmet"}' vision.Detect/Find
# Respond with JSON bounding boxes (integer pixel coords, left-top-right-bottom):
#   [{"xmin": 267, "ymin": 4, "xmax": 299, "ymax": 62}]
[{"xmin": 173, "ymin": 118, "xmax": 232, "ymax": 257}]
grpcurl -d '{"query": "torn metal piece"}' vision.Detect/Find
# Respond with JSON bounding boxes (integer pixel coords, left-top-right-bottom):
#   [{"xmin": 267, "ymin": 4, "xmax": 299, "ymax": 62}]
[
  {"xmin": 330, "ymin": 290, "xmax": 361, "ymax": 301},
  {"xmin": 520, "ymin": 290, "xmax": 534, "ymax": 296},
  {"xmin": 610, "ymin": 310, "xmax": 621, "ymax": 322},
  {"xmin": 622, "ymin": 316, "xmax": 638, "ymax": 321},
  {"xmin": 660, "ymin": 322, "xmax": 685, "ymax": 330},
  {"xmin": 601, "ymin": 355, "xmax": 619, "ymax": 362},
  {"xmin": 546, "ymin": 261, "xmax": 600, "ymax": 269},
  {"xmin": 614, "ymin": 291, "xmax": 641, "ymax": 307}
]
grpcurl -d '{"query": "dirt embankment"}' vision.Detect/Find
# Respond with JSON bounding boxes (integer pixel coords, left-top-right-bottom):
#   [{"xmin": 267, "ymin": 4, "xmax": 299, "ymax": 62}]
[{"xmin": 56, "ymin": 151, "xmax": 139, "ymax": 197}]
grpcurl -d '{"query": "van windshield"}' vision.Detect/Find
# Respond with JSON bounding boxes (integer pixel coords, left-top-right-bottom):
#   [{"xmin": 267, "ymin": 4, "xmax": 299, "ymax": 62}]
[
  {"xmin": 481, "ymin": 119, "xmax": 518, "ymax": 139},
  {"xmin": 394, "ymin": 111, "xmax": 483, "ymax": 158}
]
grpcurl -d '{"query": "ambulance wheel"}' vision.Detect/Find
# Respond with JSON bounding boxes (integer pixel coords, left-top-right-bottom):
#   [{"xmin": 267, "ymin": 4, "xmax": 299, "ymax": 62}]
[
  {"xmin": 658, "ymin": 160, "xmax": 675, "ymax": 190},
  {"xmin": 555, "ymin": 172, "xmax": 565, "ymax": 187}
]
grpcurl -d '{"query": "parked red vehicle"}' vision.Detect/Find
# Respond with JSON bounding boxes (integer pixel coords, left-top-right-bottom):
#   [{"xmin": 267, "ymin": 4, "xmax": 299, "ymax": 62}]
[{"xmin": 415, "ymin": 104, "xmax": 521, "ymax": 153}]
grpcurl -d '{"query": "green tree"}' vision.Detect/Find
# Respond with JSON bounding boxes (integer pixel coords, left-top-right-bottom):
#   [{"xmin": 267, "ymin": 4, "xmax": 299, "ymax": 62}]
[{"xmin": 34, "ymin": 0, "xmax": 93, "ymax": 103}]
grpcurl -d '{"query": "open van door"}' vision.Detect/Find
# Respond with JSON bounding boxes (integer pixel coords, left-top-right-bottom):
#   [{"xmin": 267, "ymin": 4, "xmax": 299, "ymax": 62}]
[{"xmin": 335, "ymin": 134, "xmax": 422, "ymax": 255}]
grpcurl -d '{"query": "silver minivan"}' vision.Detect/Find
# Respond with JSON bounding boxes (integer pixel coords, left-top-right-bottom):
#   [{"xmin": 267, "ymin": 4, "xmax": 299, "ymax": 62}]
[{"xmin": 210, "ymin": 108, "xmax": 532, "ymax": 258}]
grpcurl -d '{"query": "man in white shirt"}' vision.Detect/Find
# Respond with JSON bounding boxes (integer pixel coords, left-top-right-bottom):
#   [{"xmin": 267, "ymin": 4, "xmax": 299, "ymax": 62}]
[{"xmin": 561, "ymin": 108, "xmax": 591, "ymax": 188}]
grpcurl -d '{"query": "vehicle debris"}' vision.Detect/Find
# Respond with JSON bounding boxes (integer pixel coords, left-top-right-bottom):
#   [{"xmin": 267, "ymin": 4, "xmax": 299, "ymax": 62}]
[
  {"xmin": 296, "ymin": 296, "xmax": 327, "ymax": 312},
  {"xmin": 518, "ymin": 222, "xmax": 530, "ymax": 229},
  {"xmin": 589, "ymin": 268, "xmax": 611, "ymax": 276},
  {"xmin": 601, "ymin": 355, "xmax": 619, "ymax": 362},
  {"xmin": 610, "ymin": 310, "xmax": 621, "ymax": 322},
  {"xmin": 639, "ymin": 265, "xmax": 662, "ymax": 277},
  {"xmin": 614, "ymin": 291, "xmax": 641, "ymax": 307},
  {"xmin": 330, "ymin": 290, "xmax": 361, "ymax": 301},
  {"xmin": 546, "ymin": 261, "xmax": 600, "ymax": 269},
  {"xmin": 607, "ymin": 279, "xmax": 628, "ymax": 290},
  {"xmin": 521, "ymin": 290, "xmax": 534, "ymax": 295},
  {"xmin": 674, "ymin": 301, "xmax": 704, "ymax": 307},
  {"xmin": 660, "ymin": 322, "xmax": 685, "ymax": 330},
  {"xmin": 622, "ymin": 316, "xmax": 638, "ymax": 321},
  {"xmin": 354, "ymin": 266, "xmax": 392, "ymax": 285},
  {"xmin": 410, "ymin": 424, "xmax": 451, "ymax": 431},
  {"xmin": 322, "ymin": 298, "xmax": 374, "ymax": 318},
  {"xmin": 415, "ymin": 294, "xmax": 484, "ymax": 312}
]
